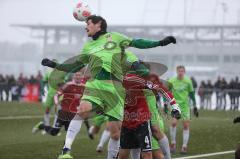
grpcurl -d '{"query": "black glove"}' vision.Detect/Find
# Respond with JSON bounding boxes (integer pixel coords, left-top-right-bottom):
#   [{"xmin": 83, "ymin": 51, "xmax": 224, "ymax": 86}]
[
  {"xmin": 159, "ymin": 36, "xmax": 176, "ymax": 46},
  {"xmin": 193, "ymin": 107, "xmax": 199, "ymax": 117},
  {"xmin": 233, "ymin": 116, "xmax": 240, "ymax": 124},
  {"xmin": 41, "ymin": 58, "xmax": 57, "ymax": 68},
  {"xmin": 171, "ymin": 104, "xmax": 181, "ymax": 120}
]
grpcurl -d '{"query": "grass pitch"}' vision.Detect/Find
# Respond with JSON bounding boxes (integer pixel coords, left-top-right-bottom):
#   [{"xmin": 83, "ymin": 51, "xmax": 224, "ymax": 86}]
[{"xmin": 0, "ymin": 101, "xmax": 239, "ymax": 159}]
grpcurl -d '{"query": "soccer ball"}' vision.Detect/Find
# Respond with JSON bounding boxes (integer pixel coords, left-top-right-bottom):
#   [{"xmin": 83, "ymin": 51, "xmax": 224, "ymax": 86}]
[{"xmin": 73, "ymin": 1, "xmax": 92, "ymax": 21}]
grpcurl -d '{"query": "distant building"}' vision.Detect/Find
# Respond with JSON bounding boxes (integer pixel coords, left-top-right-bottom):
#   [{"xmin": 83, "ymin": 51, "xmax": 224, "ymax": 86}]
[{"xmin": 8, "ymin": 24, "xmax": 240, "ymax": 81}]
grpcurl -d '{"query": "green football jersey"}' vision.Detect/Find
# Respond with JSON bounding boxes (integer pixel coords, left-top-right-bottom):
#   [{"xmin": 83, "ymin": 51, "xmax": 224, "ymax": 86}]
[
  {"xmin": 168, "ymin": 76, "xmax": 194, "ymax": 108},
  {"xmin": 78, "ymin": 32, "xmax": 133, "ymax": 80},
  {"xmin": 42, "ymin": 70, "xmax": 57, "ymax": 95}
]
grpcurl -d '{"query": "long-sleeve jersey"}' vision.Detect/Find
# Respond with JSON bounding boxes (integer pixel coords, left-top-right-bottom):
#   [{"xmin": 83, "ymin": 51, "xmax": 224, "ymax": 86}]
[{"xmin": 122, "ymin": 74, "xmax": 177, "ymax": 129}]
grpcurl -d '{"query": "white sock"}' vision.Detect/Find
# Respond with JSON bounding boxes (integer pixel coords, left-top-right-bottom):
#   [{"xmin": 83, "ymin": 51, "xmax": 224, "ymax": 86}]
[
  {"xmin": 64, "ymin": 119, "xmax": 83, "ymax": 150},
  {"xmin": 158, "ymin": 135, "xmax": 171, "ymax": 159},
  {"xmin": 52, "ymin": 114, "xmax": 58, "ymax": 128},
  {"xmin": 107, "ymin": 138, "xmax": 120, "ymax": 159},
  {"xmin": 89, "ymin": 126, "xmax": 94, "ymax": 134},
  {"xmin": 98, "ymin": 129, "xmax": 110, "ymax": 147},
  {"xmin": 183, "ymin": 129, "xmax": 189, "ymax": 147},
  {"xmin": 170, "ymin": 126, "xmax": 176, "ymax": 144},
  {"xmin": 44, "ymin": 113, "xmax": 50, "ymax": 126},
  {"xmin": 130, "ymin": 148, "xmax": 141, "ymax": 159}
]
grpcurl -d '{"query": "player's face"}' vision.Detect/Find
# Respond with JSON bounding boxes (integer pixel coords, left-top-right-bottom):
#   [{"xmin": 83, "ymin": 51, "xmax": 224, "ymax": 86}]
[
  {"xmin": 85, "ymin": 19, "xmax": 101, "ymax": 37},
  {"xmin": 73, "ymin": 73, "xmax": 82, "ymax": 84},
  {"xmin": 177, "ymin": 68, "xmax": 185, "ymax": 79}
]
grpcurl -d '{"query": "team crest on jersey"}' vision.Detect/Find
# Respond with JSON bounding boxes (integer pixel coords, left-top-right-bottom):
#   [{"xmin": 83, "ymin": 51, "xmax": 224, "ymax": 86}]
[{"xmin": 106, "ymin": 34, "xmax": 112, "ymax": 42}]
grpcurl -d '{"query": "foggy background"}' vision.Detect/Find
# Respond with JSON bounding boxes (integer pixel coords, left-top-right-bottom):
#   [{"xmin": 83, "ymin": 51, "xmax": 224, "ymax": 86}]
[{"xmin": 0, "ymin": 0, "xmax": 240, "ymax": 81}]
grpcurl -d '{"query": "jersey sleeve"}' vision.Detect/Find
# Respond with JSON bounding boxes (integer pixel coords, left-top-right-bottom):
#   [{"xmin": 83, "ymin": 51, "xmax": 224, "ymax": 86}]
[
  {"xmin": 123, "ymin": 74, "xmax": 146, "ymax": 89},
  {"xmin": 130, "ymin": 39, "xmax": 160, "ymax": 49}
]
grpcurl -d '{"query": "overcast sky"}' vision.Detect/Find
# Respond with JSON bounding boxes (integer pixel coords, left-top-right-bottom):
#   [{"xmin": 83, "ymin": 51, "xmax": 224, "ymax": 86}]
[{"xmin": 0, "ymin": 0, "xmax": 240, "ymax": 44}]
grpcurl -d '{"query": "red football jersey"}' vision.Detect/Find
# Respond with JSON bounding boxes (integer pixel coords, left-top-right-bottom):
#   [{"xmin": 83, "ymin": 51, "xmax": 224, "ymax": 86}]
[
  {"xmin": 59, "ymin": 78, "xmax": 87, "ymax": 113},
  {"xmin": 122, "ymin": 74, "xmax": 151, "ymax": 129}
]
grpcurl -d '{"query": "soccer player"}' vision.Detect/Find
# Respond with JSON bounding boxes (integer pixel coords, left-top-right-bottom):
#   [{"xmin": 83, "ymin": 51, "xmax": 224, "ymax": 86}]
[
  {"xmin": 32, "ymin": 66, "xmax": 58, "ymax": 134},
  {"xmin": 41, "ymin": 15, "xmax": 177, "ymax": 159},
  {"xmin": 168, "ymin": 65, "xmax": 198, "ymax": 154},
  {"xmin": 118, "ymin": 73, "xmax": 153, "ymax": 159},
  {"xmin": 33, "ymin": 72, "xmax": 87, "ymax": 136},
  {"xmin": 121, "ymin": 73, "xmax": 181, "ymax": 159}
]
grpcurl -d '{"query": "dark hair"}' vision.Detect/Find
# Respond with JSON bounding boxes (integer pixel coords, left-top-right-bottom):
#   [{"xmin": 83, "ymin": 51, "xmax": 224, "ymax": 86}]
[
  {"xmin": 176, "ymin": 65, "xmax": 185, "ymax": 71},
  {"xmin": 86, "ymin": 15, "xmax": 107, "ymax": 32}
]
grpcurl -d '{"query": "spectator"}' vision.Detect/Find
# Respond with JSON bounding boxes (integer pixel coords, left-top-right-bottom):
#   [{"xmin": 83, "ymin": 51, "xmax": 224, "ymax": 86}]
[
  {"xmin": 198, "ymin": 81, "xmax": 206, "ymax": 109},
  {"xmin": 29, "ymin": 75, "xmax": 37, "ymax": 84},
  {"xmin": 17, "ymin": 73, "xmax": 25, "ymax": 100},
  {"xmin": 220, "ymin": 78, "xmax": 228, "ymax": 110},
  {"xmin": 0, "ymin": 74, "xmax": 5, "ymax": 101},
  {"xmin": 10, "ymin": 77, "xmax": 20, "ymax": 101},
  {"xmin": 229, "ymin": 78, "xmax": 236, "ymax": 110},
  {"xmin": 8, "ymin": 75, "xmax": 17, "ymax": 101},
  {"xmin": 214, "ymin": 76, "xmax": 221, "ymax": 110},
  {"xmin": 36, "ymin": 70, "xmax": 43, "ymax": 82},
  {"xmin": 235, "ymin": 77, "xmax": 240, "ymax": 110},
  {"xmin": 205, "ymin": 80, "xmax": 213, "ymax": 110},
  {"xmin": 3, "ymin": 75, "xmax": 10, "ymax": 101}
]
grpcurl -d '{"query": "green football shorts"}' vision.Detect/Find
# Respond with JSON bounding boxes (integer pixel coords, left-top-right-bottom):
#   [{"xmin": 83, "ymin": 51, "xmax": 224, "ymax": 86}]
[{"xmin": 81, "ymin": 79, "xmax": 125, "ymax": 121}]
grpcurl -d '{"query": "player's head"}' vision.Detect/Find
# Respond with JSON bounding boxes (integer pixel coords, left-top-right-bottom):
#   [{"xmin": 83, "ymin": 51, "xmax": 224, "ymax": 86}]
[
  {"xmin": 85, "ymin": 15, "xmax": 107, "ymax": 37},
  {"xmin": 73, "ymin": 72, "xmax": 83, "ymax": 84},
  {"xmin": 176, "ymin": 65, "xmax": 185, "ymax": 79}
]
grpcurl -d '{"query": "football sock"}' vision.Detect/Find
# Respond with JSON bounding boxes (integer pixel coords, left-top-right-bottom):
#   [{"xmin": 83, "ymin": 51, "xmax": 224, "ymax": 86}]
[
  {"xmin": 170, "ymin": 126, "xmax": 177, "ymax": 144},
  {"xmin": 44, "ymin": 113, "xmax": 50, "ymax": 126},
  {"xmin": 98, "ymin": 129, "xmax": 110, "ymax": 147},
  {"xmin": 89, "ymin": 126, "xmax": 94, "ymax": 134},
  {"xmin": 130, "ymin": 148, "xmax": 141, "ymax": 159},
  {"xmin": 159, "ymin": 135, "xmax": 171, "ymax": 159},
  {"xmin": 64, "ymin": 118, "xmax": 82, "ymax": 150},
  {"xmin": 52, "ymin": 114, "xmax": 58, "ymax": 127},
  {"xmin": 107, "ymin": 138, "xmax": 120, "ymax": 159},
  {"xmin": 183, "ymin": 129, "xmax": 189, "ymax": 147},
  {"xmin": 84, "ymin": 120, "xmax": 90, "ymax": 130}
]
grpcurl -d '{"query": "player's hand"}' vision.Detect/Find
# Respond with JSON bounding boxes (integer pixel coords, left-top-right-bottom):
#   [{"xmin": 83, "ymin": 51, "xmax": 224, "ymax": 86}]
[
  {"xmin": 233, "ymin": 116, "xmax": 240, "ymax": 124},
  {"xmin": 171, "ymin": 103, "xmax": 181, "ymax": 120},
  {"xmin": 41, "ymin": 58, "xmax": 57, "ymax": 68},
  {"xmin": 193, "ymin": 107, "xmax": 199, "ymax": 117},
  {"xmin": 159, "ymin": 36, "xmax": 176, "ymax": 46}
]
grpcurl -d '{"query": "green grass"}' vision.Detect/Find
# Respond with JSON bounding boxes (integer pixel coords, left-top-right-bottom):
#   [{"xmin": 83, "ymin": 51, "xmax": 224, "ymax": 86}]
[{"xmin": 0, "ymin": 102, "xmax": 239, "ymax": 159}]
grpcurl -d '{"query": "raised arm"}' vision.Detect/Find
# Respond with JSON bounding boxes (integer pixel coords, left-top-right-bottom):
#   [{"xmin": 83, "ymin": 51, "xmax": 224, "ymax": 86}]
[
  {"xmin": 41, "ymin": 58, "xmax": 85, "ymax": 73},
  {"xmin": 130, "ymin": 36, "xmax": 176, "ymax": 49}
]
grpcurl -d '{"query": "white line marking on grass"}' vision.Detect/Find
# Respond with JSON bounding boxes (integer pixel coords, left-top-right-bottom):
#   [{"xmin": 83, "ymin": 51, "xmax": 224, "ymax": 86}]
[
  {"xmin": 0, "ymin": 115, "xmax": 43, "ymax": 120},
  {"xmin": 173, "ymin": 150, "xmax": 235, "ymax": 159}
]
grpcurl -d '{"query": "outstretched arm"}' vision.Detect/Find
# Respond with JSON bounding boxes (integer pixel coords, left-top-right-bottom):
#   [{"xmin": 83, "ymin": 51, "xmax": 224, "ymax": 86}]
[
  {"xmin": 130, "ymin": 36, "xmax": 176, "ymax": 49},
  {"xmin": 123, "ymin": 73, "xmax": 181, "ymax": 119},
  {"xmin": 41, "ymin": 58, "xmax": 85, "ymax": 73}
]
